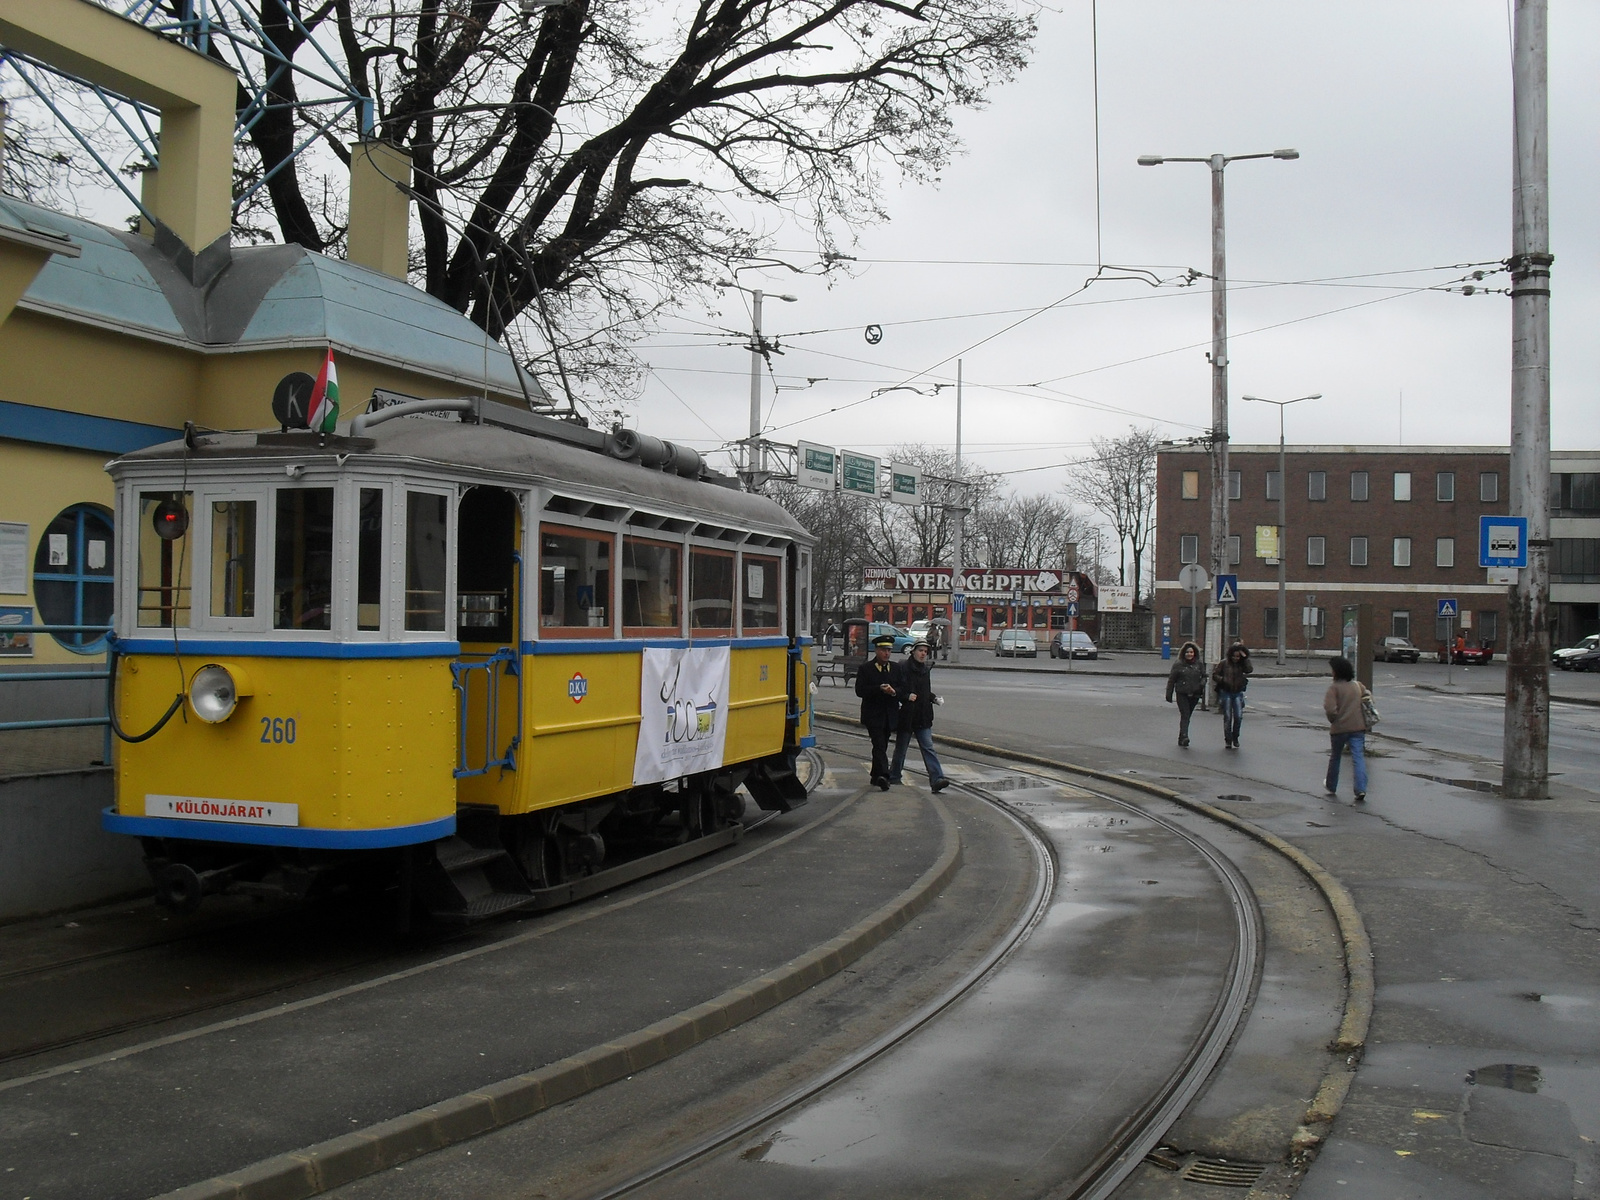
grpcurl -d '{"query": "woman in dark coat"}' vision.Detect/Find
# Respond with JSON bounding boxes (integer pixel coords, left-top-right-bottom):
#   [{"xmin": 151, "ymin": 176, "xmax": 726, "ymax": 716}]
[
  {"xmin": 1164, "ymin": 641, "xmax": 1206, "ymax": 747},
  {"xmin": 1211, "ymin": 642, "xmax": 1254, "ymax": 749},
  {"xmin": 888, "ymin": 642, "xmax": 950, "ymax": 792}
]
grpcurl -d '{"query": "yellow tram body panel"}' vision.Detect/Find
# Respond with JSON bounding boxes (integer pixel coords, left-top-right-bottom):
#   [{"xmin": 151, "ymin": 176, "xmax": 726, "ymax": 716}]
[{"xmin": 114, "ymin": 654, "xmax": 457, "ymax": 833}]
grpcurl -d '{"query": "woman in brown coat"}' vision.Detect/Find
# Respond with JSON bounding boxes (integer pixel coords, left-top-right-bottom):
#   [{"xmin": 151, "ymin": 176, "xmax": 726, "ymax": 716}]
[{"xmin": 1324, "ymin": 656, "xmax": 1371, "ymax": 801}]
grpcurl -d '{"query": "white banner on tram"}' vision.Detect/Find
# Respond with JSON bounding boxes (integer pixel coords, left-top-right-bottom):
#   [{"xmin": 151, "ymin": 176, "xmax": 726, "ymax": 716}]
[{"xmin": 634, "ymin": 646, "xmax": 732, "ymax": 785}]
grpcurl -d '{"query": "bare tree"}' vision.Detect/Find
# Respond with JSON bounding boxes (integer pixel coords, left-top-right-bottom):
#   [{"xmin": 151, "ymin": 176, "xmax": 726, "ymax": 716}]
[{"xmin": 1065, "ymin": 426, "xmax": 1159, "ymax": 603}]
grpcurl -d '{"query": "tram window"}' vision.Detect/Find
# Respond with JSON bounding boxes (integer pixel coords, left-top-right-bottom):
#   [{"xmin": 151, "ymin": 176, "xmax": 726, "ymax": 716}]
[
  {"xmin": 540, "ymin": 525, "xmax": 612, "ymax": 633},
  {"xmin": 405, "ymin": 492, "xmax": 449, "ymax": 632},
  {"xmin": 689, "ymin": 548, "xmax": 734, "ymax": 633},
  {"xmin": 137, "ymin": 492, "xmax": 192, "ymax": 628},
  {"xmin": 622, "ymin": 537, "xmax": 680, "ymax": 632},
  {"xmin": 209, "ymin": 500, "xmax": 256, "ymax": 618},
  {"xmin": 741, "ymin": 554, "xmax": 780, "ymax": 633},
  {"xmin": 356, "ymin": 488, "xmax": 384, "ymax": 630},
  {"xmin": 274, "ymin": 488, "xmax": 335, "ymax": 630},
  {"xmin": 798, "ymin": 550, "xmax": 811, "ymax": 636}
]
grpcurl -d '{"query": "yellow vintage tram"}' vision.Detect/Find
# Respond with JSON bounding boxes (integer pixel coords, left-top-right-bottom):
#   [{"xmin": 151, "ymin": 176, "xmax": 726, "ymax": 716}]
[{"xmin": 102, "ymin": 396, "xmax": 815, "ymax": 919}]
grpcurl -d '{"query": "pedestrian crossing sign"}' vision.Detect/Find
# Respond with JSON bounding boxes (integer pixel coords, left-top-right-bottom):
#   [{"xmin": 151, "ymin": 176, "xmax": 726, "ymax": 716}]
[
  {"xmin": 1215, "ymin": 574, "xmax": 1238, "ymax": 605},
  {"xmin": 1437, "ymin": 598, "xmax": 1458, "ymax": 617}
]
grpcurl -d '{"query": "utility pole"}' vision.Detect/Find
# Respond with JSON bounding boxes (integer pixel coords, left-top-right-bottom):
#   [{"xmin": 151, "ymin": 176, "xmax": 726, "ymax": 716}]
[
  {"xmin": 746, "ymin": 288, "xmax": 765, "ymax": 489},
  {"xmin": 949, "ymin": 359, "xmax": 965, "ymax": 665},
  {"xmin": 1504, "ymin": 0, "xmax": 1552, "ymax": 798}
]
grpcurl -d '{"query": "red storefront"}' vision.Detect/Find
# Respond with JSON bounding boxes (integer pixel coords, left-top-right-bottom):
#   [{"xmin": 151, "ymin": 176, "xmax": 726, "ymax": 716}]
[{"xmin": 848, "ymin": 567, "xmax": 1097, "ymax": 642}]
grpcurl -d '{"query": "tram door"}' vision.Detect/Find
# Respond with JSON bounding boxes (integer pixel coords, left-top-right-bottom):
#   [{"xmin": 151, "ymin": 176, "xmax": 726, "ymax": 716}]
[{"xmin": 454, "ymin": 487, "xmax": 523, "ymax": 807}]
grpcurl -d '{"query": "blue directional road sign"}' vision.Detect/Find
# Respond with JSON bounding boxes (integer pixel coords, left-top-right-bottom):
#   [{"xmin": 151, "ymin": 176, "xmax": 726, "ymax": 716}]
[
  {"xmin": 1480, "ymin": 515, "xmax": 1529, "ymax": 568},
  {"xmin": 1437, "ymin": 598, "xmax": 1458, "ymax": 618},
  {"xmin": 1215, "ymin": 574, "xmax": 1239, "ymax": 605},
  {"xmin": 1067, "ymin": 601, "xmax": 1079, "ymax": 617},
  {"xmin": 952, "ymin": 592, "xmax": 967, "ymax": 614}
]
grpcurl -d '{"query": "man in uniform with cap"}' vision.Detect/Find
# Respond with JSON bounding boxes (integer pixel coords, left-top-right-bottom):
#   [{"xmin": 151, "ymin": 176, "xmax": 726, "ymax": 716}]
[{"xmin": 854, "ymin": 634, "xmax": 902, "ymax": 790}]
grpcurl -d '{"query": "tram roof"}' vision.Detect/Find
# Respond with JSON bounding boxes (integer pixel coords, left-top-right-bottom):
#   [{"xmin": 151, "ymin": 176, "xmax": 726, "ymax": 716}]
[{"xmin": 114, "ymin": 417, "xmax": 811, "ymax": 542}]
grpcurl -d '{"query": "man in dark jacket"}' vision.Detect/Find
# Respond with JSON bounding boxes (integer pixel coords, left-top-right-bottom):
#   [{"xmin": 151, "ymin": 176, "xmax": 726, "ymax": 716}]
[
  {"xmin": 889, "ymin": 642, "xmax": 950, "ymax": 791},
  {"xmin": 855, "ymin": 634, "xmax": 901, "ymax": 790},
  {"xmin": 1164, "ymin": 640, "xmax": 1206, "ymax": 747}
]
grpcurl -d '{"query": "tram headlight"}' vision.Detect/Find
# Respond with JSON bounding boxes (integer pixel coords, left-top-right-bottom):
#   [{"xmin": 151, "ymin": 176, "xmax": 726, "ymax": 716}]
[{"xmin": 189, "ymin": 663, "xmax": 252, "ymax": 724}]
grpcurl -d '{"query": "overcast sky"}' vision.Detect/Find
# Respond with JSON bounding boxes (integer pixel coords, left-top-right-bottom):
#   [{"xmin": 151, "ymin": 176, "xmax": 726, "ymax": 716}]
[{"xmin": 628, "ymin": 1, "xmax": 1600, "ymax": 496}]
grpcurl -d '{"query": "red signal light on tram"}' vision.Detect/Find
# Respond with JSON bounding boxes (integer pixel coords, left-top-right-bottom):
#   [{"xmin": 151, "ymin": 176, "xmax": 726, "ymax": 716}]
[{"xmin": 153, "ymin": 498, "xmax": 189, "ymax": 541}]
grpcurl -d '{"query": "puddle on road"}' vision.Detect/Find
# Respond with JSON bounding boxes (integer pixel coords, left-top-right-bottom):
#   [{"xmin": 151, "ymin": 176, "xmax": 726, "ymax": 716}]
[
  {"xmin": 981, "ymin": 775, "xmax": 1057, "ymax": 793},
  {"xmin": 1467, "ymin": 1063, "xmax": 1541, "ymax": 1093},
  {"xmin": 1216, "ymin": 794, "xmax": 1254, "ymax": 803}
]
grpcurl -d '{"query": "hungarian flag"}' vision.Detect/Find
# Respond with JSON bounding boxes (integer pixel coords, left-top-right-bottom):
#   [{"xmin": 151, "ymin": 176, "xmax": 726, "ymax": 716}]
[{"xmin": 308, "ymin": 349, "xmax": 340, "ymax": 433}]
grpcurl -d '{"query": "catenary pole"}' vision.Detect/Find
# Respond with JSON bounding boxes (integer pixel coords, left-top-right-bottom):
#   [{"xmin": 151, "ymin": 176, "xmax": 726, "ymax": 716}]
[
  {"xmin": 949, "ymin": 359, "xmax": 964, "ymax": 665},
  {"xmin": 1504, "ymin": 0, "xmax": 1551, "ymax": 798},
  {"xmin": 746, "ymin": 288, "xmax": 764, "ymax": 488},
  {"xmin": 1208, "ymin": 154, "xmax": 1229, "ymax": 692}
]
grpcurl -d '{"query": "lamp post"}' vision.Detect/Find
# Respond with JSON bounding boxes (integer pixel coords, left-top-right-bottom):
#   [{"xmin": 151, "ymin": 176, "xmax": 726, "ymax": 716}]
[
  {"xmin": 1138, "ymin": 148, "xmax": 1299, "ymax": 675},
  {"xmin": 1243, "ymin": 393, "xmax": 1322, "ymax": 665},
  {"xmin": 717, "ymin": 280, "xmax": 797, "ymax": 490}
]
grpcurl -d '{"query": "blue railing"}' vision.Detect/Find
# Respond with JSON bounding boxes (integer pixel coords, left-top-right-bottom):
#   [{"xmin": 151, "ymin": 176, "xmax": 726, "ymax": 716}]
[
  {"xmin": 0, "ymin": 624, "xmax": 115, "ymax": 761},
  {"xmin": 450, "ymin": 647, "xmax": 521, "ymax": 779}
]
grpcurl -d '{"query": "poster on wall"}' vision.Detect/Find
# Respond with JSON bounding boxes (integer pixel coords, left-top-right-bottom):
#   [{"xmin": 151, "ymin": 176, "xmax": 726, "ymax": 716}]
[
  {"xmin": 0, "ymin": 607, "xmax": 34, "ymax": 657},
  {"xmin": 0, "ymin": 523, "xmax": 27, "ymax": 594},
  {"xmin": 633, "ymin": 646, "xmax": 732, "ymax": 785}
]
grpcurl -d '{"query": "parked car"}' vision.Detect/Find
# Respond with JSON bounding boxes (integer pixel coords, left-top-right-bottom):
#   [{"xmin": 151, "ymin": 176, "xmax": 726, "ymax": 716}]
[
  {"xmin": 1570, "ymin": 644, "xmax": 1600, "ymax": 673},
  {"xmin": 869, "ymin": 621, "xmax": 917, "ymax": 653},
  {"xmin": 1049, "ymin": 631, "xmax": 1098, "ymax": 660},
  {"xmin": 995, "ymin": 629, "xmax": 1037, "ymax": 658},
  {"xmin": 1373, "ymin": 637, "xmax": 1421, "ymax": 663},
  {"xmin": 905, "ymin": 618, "xmax": 933, "ymax": 646},
  {"xmin": 1554, "ymin": 633, "xmax": 1600, "ymax": 670},
  {"xmin": 1439, "ymin": 642, "xmax": 1495, "ymax": 665}
]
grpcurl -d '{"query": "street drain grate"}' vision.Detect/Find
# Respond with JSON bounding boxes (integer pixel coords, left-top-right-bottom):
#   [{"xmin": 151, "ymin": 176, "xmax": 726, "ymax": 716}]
[
  {"xmin": 1216, "ymin": 794, "xmax": 1254, "ymax": 802},
  {"xmin": 1181, "ymin": 1158, "xmax": 1268, "ymax": 1188}
]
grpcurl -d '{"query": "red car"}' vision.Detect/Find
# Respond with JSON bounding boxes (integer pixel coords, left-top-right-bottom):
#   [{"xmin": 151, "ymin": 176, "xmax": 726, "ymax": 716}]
[{"xmin": 1438, "ymin": 642, "xmax": 1494, "ymax": 664}]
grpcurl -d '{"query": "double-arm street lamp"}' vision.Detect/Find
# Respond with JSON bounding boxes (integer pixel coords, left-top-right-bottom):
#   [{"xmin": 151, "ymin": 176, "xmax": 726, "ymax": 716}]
[
  {"xmin": 1243, "ymin": 392, "xmax": 1322, "ymax": 665},
  {"xmin": 1138, "ymin": 148, "xmax": 1298, "ymax": 664}
]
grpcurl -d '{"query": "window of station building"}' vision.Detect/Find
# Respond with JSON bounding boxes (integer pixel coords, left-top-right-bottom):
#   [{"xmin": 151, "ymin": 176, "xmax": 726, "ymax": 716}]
[
  {"xmin": 1436, "ymin": 471, "xmax": 1455, "ymax": 502},
  {"xmin": 1181, "ymin": 471, "xmax": 1200, "ymax": 500},
  {"xmin": 1263, "ymin": 606, "xmax": 1279, "ymax": 640},
  {"xmin": 892, "ymin": 604, "xmax": 909, "ymax": 627},
  {"xmin": 1350, "ymin": 536, "xmax": 1369, "ymax": 567},
  {"xmin": 1228, "ymin": 470, "xmax": 1241, "ymax": 501},
  {"xmin": 622, "ymin": 536, "xmax": 681, "ymax": 633},
  {"xmin": 404, "ymin": 493, "xmax": 449, "ymax": 632},
  {"xmin": 1479, "ymin": 610, "xmax": 1499, "ymax": 647},
  {"xmin": 1551, "ymin": 538, "xmax": 1600, "ymax": 583},
  {"xmin": 541, "ymin": 525, "xmax": 612, "ymax": 634},
  {"xmin": 1435, "ymin": 614, "xmax": 1453, "ymax": 645},
  {"xmin": 1391, "ymin": 610, "xmax": 1411, "ymax": 641},
  {"xmin": 1178, "ymin": 606, "xmax": 1194, "ymax": 637},
  {"xmin": 1393, "ymin": 472, "xmax": 1412, "ymax": 501},
  {"xmin": 274, "ymin": 488, "xmax": 335, "ymax": 630},
  {"xmin": 1179, "ymin": 534, "xmax": 1199, "ymax": 564},
  {"xmin": 34, "ymin": 503, "xmax": 115, "ymax": 650},
  {"xmin": 1225, "ymin": 605, "xmax": 1241, "ymax": 638},
  {"xmin": 1307, "ymin": 536, "xmax": 1326, "ymax": 567},
  {"xmin": 1350, "ymin": 471, "xmax": 1370, "ymax": 501},
  {"xmin": 1265, "ymin": 470, "xmax": 1281, "ymax": 502},
  {"xmin": 1308, "ymin": 471, "xmax": 1327, "ymax": 501},
  {"xmin": 356, "ymin": 488, "xmax": 384, "ymax": 631},
  {"xmin": 1436, "ymin": 537, "xmax": 1455, "ymax": 568},
  {"xmin": 1552, "ymin": 472, "xmax": 1600, "ymax": 516},
  {"xmin": 1227, "ymin": 534, "xmax": 1241, "ymax": 566},
  {"xmin": 209, "ymin": 499, "xmax": 256, "ymax": 619},
  {"xmin": 1480, "ymin": 472, "xmax": 1499, "ymax": 503},
  {"xmin": 742, "ymin": 554, "xmax": 781, "ymax": 633},
  {"xmin": 137, "ymin": 492, "xmax": 192, "ymax": 629},
  {"xmin": 1393, "ymin": 536, "xmax": 1412, "ymax": 567},
  {"xmin": 690, "ymin": 547, "xmax": 735, "ymax": 633}
]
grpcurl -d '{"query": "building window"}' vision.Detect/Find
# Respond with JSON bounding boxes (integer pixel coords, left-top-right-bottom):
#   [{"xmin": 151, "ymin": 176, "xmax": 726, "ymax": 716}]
[
  {"xmin": 1181, "ymin": 471, "xmax": 1200, "ymax": 500},
  {"xmin": 1553, "ymin": 473, "xmax": 1600, "ymax": 516},
  {"xmin": 33, "ymin": 503, "xmax": 115, "ymax": 651},
  {"xmin": 1480, "ymin": 472, "xmax": 1499, "ymax": 502},
  {"xmin": 1393, "ymin": 537, "xmax": 1412, "ymax": 567},
  {"xmin": 1264, "ymin": 606, "xmax": 1279, "ymax": 639},
  {"xmin": 1228, "ymin": 470, "xmax": 1241, "ymax": 500},
  {"xmin": 1436, "ymin": 537, "xmax": 1455, "ymax": 568},
  {"xmin": 1226, "ymin": 605, "xmax": 1240, "ymax": 638},
  {"xmin": 1307, "ymin": 536, "xmax": 1326, "ymax": 566},
  {"xmin": 1308, "ymin": 471, "xmax": 1327, "ymax": 501},
  {"xmin": 1391, "ymin": 610, "xmax": 1411, "ymax": 640},
  {"xmin": 1227, "ymin": 534, "xmax": 1241, "ymax": 566},
  {"xmin": 1437, "ymin": 472, "xmax": 1456, "ymax": 502},
  {"xmin": 1350, "ymin": 536, "xmax": 1368, "ymax": 566},
  {"xmin": 1265, "ymin": 471, "xmax": 1281, "ymax": 502},
  {"xmin": 1551, "ymin": 538, "xmax": 1600, "ymax": 583},
  {"xmin": 1179, "ymin": 534, "xmax": 1199, "ymax": 564},
  {"xmin": 1436, "ymin": 614, "xmax": 1455, "ymax": 644},
  {"xmin": 1350, "ymin": 471, "xmax": 1370, "ymax": 501},
  {"xmin": 1394, "ymin": 472, "xmax": 1412, "ymax": 501},
  {"xmin": 1178, "ymin": 606, "xmax": 1194, "ymax": 638},
  {"xmin": 1479, "ymin": 610, "xmax": 1499, "ymax": 647}
]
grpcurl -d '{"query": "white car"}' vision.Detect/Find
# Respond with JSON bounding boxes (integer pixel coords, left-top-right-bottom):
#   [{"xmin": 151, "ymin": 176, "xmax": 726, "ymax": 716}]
[{"xmin": 1554, "ymin": 633, "xmax": 1600, "ymax": 669}]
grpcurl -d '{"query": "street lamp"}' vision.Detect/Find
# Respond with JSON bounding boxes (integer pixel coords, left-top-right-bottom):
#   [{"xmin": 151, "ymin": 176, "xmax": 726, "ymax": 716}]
[
  {"xmin": 1138, "ymin": 148, "xmax": 1299, "ymax": 671},
  {"xmin": 1243, "ymin": 393, "xmax": 1322, "ymax": 665},
  {"xmin": 717, "ymin": 279, "xmax": 797, "ymax": 489}
]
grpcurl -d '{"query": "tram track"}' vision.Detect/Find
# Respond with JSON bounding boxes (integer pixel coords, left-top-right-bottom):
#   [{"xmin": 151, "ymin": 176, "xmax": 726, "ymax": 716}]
[{"xmin": 579, "ymin": 728, "xmax": 1263, "ymax": 1200}]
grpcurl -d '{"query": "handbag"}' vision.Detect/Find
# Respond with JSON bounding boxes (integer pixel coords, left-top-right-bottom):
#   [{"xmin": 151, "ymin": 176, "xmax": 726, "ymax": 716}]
[{"xmin": 1360, "ymin": 689, "xmax": 1381, "ymax": 731}]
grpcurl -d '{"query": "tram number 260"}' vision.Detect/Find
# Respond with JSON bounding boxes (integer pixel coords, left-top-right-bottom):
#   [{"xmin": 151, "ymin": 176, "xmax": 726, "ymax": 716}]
[{"xmin": 259, "ymin": 717, "xmax": 298, "ymax": 744}]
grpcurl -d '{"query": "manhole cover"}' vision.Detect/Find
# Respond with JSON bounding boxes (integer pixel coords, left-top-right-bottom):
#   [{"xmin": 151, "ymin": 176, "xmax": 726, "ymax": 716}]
[
  {"xmin": 1181, "ymin": 1158, "xmax": 1268, "ymax": 1188},
  {"xmin": 1216, "ymin": 794, "xmax": 1254, "ymax": 802}
]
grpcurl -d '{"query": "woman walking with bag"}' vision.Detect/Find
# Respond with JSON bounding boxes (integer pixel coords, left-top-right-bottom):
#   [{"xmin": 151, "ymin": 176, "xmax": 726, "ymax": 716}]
[
  {"xmin": 1324, "ymin": 656, "xmax": 1372, "ymax": 802},
  {"xmin": 1211, "ymin": 642, "xmax": 1253, "ymax": 749},
  {"xmin": 888, "ymin": 642, "xmax": 950, "ymax": 792},
  {"xmin": 1164, "ymin": 641, "xmax": 1206, "ymax": 747}
]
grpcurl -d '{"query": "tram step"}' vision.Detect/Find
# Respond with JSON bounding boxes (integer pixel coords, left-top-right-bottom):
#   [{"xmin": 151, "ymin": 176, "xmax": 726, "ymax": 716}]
[
  {"xmin": 746, "ymin": 753, "xmax": 809, "ymax": 812},
  {"xmin": 449, "ymin": 892, "xmax": 540, "ymax": 921},
  {"xmin": 435, "ymin": 842, "xmax": 512, "ymax": 873}
]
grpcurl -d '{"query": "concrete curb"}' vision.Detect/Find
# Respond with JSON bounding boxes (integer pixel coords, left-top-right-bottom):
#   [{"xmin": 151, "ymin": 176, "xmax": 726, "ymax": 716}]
[
  {"xmin": 818, "ymin": 717, "xmax": 1373, "ymax": 1172},
  {"xmin": 155, "ymin": 795, "xmax": 963, "ymax": 1200},
  {"xmin": 1412, "ymin": 682, "xmax": 1600, "ymax": 708}
]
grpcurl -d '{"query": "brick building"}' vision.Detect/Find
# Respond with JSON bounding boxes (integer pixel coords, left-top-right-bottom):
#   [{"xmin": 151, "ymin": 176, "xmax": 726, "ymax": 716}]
[{"xmin": 1155, "ymin": 445, "xmax": 1517, "ymax": 656}]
